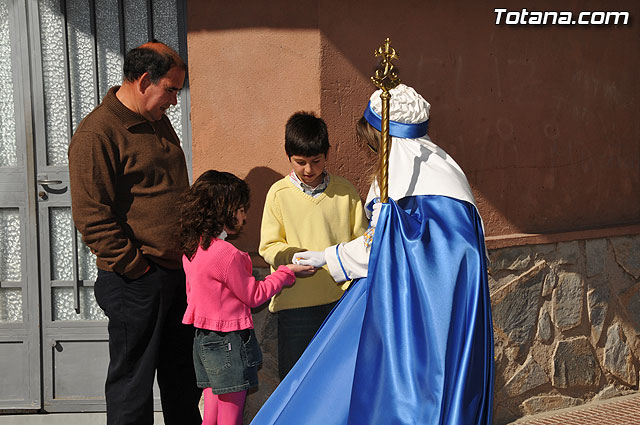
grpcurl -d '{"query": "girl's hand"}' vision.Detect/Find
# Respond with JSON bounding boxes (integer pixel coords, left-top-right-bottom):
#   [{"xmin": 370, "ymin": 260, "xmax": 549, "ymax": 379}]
[{"xmin": 286, "ymin": 264, "xmax": 316, "ymax": 277}]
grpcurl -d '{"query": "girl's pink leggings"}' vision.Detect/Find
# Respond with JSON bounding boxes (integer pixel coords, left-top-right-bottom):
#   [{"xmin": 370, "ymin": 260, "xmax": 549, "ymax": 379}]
[{"xmin": 202, "ymin": 387, "xmax": 247, "ymax": 425}]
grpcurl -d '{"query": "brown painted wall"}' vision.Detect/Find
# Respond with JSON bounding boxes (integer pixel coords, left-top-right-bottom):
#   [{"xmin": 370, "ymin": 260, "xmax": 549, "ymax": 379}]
[
  {"xmin": 187, "ymin": 3, "xmax": 322, "ymax": 262},
  {"xmin": 187, "ymin": 0, "xmax": 640, "ymax": 258}
]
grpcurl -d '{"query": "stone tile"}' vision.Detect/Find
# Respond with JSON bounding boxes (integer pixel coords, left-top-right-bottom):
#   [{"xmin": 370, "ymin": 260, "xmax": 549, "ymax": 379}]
[
  {"xmin": 534, "ymin": 243, "xmax": 556, "ymax": 258},
  {"xmin": 492, "ymin": 262, "xmax": 545, "ymax": 346},
  {"xmin": 520, "ymin": 394, "xmax": 584, "ymax": 416},
  {"xmin": 491, "ymin": 246, "xmax": 533, "ymax": 272},
  {"xmin": 585, "ymin": 238, "xmax": 607, "ymax": 277},
  {"xmin": 502, "ymin": 355, "xmax": 550, "ymax": 397},
  {"xmin": 556, "ymin": 241, "xmax": 581, "ymax": 265},
  {"xmin": 537, "ymin": 304, "xmax": 553, "ymax": 343},
  {"xmin": 603, "ymin": 323, "xmax": 637, "ymax": 386},
  {"xmin": 620, "ymin": 284, "xmax": 640, "ymax": 329},
  {"xmin": 593, "ymin": 384, "xmax": 628, "ymax": 401},
  {"xmin": 587, "ymin": 285, "xmax": 610, "ymax": 344},
  {"xmin": 552, "ymin": 337, "xmax": 600, "ymax": 388},
  {"xmin": 611, "ymin": 236, "xmax": 640, "ymax": 279},
  {"xmin": 542, "ymin": 267, "xmax": 557, "ymax": 297},
  {"xmin": 553, "ymin": 272, "xmax": 584, "ymax": 331}
]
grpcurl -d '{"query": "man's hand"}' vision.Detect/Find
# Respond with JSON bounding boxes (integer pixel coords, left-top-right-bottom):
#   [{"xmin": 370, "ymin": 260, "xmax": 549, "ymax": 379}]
[{"xmin": 292, "ymin": 251, "xmax": 327, "ymax": 268}]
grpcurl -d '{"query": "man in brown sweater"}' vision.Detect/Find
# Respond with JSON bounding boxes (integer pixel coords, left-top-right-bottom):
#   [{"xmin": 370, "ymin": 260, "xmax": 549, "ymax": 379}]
[{"xmin": 68, "ymin": 41, "xmax": 201, "ymax": 425}]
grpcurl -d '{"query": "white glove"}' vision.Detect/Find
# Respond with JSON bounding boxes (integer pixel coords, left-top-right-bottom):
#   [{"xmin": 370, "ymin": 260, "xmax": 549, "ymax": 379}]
[
  {"xmin": 292, "ymin": 251, "xmax": 326, "ymax": 267},
  {"xmin": 370, "ymin": 202, "xmax": 382, "ymax": 227}
]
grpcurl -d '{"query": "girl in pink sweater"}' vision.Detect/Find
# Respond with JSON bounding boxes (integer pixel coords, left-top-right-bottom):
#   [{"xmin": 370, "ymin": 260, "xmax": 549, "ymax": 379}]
[{"xmin": 179, "ymin": 170, "xmax": 313, "ymax": 425}]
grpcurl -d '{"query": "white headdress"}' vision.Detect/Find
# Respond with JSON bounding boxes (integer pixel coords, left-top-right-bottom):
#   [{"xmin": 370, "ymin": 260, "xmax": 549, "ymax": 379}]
[
  {"xmin": 368, "ymin": 84, "xmax": 430, "ymax": 127},
  {"xmin": 364, "ymin": 84, "xmax": 477, "ymax": 209}
]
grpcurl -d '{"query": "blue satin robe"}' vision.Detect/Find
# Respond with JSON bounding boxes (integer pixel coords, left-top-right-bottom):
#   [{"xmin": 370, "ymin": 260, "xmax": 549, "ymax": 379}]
[{"xmin": 251, "ymin": 195, "xmax": 494, "ymax": 425}]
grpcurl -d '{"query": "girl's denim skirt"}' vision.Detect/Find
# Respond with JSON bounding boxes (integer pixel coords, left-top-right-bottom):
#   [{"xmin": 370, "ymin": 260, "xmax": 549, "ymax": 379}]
[{"xmin": 193, "ymin": 327, "xmax": 263, "ymax": 394}]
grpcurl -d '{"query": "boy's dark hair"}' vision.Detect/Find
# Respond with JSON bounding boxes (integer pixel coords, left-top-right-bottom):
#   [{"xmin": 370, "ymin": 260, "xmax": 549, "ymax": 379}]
[
  {"xmin": 285, "ymin": 112, "xmax": 330, "ymax": 157},
  {"xmin": 178, "ymin": 170, "xmax": 250, "ymax": 260},
  {"xmin": 123, "ymin": 39, "xmax": 186, "ymax": 84}
]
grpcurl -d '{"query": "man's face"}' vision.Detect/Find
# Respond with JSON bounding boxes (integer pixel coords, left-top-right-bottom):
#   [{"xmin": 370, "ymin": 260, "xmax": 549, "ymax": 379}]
[
  {"xmin": 141, "ymin": 66, "xmax": 185, "ymax": 122},
  {"xmin": 289, "ymin": 154, "xmax": 326, "ymax": 187}
]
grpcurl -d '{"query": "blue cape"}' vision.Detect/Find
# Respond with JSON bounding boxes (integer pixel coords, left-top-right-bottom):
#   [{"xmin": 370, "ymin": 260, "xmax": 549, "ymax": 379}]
[{"xmin": 251, "ymin": 196, "xmax": 494, "ymax": 425}]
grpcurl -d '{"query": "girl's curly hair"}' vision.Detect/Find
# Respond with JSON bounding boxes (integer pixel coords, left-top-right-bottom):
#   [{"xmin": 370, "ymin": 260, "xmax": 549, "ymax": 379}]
[{"xmin": 178, "ymin": 170, "xmax": 250, "ymax": 260}]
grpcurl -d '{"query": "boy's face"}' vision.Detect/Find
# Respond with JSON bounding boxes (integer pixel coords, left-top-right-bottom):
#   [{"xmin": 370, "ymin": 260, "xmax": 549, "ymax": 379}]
[{"xmin": 290, "ymin": 154, "xmax": 326, "ymax": 188}]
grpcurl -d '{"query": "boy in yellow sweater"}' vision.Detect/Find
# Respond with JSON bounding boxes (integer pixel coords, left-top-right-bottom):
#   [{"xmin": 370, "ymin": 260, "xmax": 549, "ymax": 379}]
[{"xmin": 259, "ymin": 112, "xmax": 367, "ymax": 380}]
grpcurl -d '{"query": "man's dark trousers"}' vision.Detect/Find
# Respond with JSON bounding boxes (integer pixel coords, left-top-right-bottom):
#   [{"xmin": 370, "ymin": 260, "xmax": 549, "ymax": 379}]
[{"xmin": 95, "ymin": 264, "xmax": 202, "ymax": 425}]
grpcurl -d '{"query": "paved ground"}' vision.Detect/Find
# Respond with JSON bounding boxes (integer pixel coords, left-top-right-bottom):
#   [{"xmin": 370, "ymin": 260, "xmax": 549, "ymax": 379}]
[
  {"xmin": 1, "ymin": 392, "xmax": 639, "ymax": 424},
  {"xmin": 0, "ymin": 412, "xmax": 164, "ymax": 424},
  {"xmin": 510, "ymin": 392, "xmax": 640, "ymax": 425}
]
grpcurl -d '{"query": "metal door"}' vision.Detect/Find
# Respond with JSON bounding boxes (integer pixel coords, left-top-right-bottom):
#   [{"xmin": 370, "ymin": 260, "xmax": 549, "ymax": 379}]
[
  {"xmin": 0, "ymin": 0, "xmax": 41, "ymax": 411},
  {"xmin": 0, "ymin": 0, "xmax": 190, "ymax": 412}
]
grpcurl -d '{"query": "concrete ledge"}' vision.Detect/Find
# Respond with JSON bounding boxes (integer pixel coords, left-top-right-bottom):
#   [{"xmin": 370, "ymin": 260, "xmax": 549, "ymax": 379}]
[{"xmin": 486, "ymin": 223, "xmax": 640, "ymax": 249}]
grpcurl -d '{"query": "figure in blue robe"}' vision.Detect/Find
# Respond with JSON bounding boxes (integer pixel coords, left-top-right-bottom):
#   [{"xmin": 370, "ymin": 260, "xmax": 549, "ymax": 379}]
[{"xmin": 252, "ymin": 84, "xmax": 494, "ymax": 425}]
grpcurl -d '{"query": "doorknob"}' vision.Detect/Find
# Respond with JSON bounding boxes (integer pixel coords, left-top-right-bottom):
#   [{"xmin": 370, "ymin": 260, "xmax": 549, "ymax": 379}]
[
  {"xmin": 37, "ymin": 177, "xmax": 67, "ymax": 196},
  {"xmin": 37, "ymin": 179, "xmax": 63, "ymax": 185}
]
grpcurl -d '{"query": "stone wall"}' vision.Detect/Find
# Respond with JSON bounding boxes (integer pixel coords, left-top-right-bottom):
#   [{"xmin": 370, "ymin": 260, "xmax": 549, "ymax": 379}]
[
  {"xmin": 245, "ymin": 234, "xmax": 640, "ymax": 424},
  {"xmin": 490, "ymin": 234, "xmax": 640, "ymax": 424}
]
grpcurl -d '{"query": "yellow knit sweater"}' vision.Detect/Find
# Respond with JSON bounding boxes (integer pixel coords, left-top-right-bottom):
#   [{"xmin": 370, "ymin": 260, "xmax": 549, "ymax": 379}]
[{"xmin": 259, "ymin": 174, "xmax": 367, "ymax": 312}]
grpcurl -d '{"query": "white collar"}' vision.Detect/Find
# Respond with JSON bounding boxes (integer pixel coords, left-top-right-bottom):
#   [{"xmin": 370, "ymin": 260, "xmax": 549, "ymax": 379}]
[{"xmin": 366, "ymin": 135, "xmax": 476, "ymax": 208}]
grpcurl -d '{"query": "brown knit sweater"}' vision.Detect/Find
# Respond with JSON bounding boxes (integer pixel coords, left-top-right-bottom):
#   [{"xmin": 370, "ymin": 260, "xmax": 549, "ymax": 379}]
[{"xmin": 68, "ymin": 86, "xmax": 189, "ymax": 278}]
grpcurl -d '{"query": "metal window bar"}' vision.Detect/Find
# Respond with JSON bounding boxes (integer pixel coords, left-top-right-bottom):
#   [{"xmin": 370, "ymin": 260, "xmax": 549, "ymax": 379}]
[
  {"xmin": 70, "ymin": 0, "xmax": 102, "ymax": 314},
  {"xmin": 176, "ymin": 0, "xmax": 191, "ymax": 178},
  {"xmin": 146, "ymin": 0, "xmax": 153, "ymax": 41},
  {"xmin": 88, "ymin": 0, "xmax": 100, "ymax": 107},
  {"xmin": 57, "ymin": 0, "xmax": 82, "ymax": 313},
  {"xmin": 59, "ymin": 0, "xmax": 72, "ymax": 153},
  {"xmin": 71, "ymin": 225, "xmax": 80, "ymax": 312},
  {"xmin": 117, "ymin": 0, "xmax": 125, "ymax": 56},
  {"xmin": 72, "ymin": 0, "xmax": 106, "ymax": 314}
]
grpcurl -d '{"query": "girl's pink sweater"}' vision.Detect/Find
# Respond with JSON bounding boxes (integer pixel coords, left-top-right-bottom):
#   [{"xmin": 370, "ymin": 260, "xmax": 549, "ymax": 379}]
[{"xmin": 182, "ymin": 238, "xmax": 295, "ymax": 331}]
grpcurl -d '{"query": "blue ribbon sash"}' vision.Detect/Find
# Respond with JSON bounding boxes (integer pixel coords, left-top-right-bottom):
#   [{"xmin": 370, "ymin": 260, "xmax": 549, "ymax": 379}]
[{"xmin": 363, "ymin": 102, "xmax": 429, "ymax": 139}]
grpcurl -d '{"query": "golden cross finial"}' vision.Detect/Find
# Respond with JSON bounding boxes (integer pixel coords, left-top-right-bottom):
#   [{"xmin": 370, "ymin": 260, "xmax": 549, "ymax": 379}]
[
  {"xmin": 369, "ymin": 38, "xmax": 401, "ymax": 203},
  {"xmin": 371, "ymin": 38, "xmax": 401, "ymax": 93}
]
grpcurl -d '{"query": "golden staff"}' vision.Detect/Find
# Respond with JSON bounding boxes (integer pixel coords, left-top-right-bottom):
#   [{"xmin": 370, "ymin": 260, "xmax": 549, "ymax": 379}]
[{"xmin": 371, "ymin": 38, "xmax": 400, "ymax": 203}]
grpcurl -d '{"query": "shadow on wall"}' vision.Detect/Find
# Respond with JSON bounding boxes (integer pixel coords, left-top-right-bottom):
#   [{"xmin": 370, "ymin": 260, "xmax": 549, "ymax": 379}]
[
  {"xmin": 187, "ymin": 0, "xmax": 640, "ymax": 237},
  {"xmin": 231, "ymin": 166, "xmax": 284, "ymax": 263}
]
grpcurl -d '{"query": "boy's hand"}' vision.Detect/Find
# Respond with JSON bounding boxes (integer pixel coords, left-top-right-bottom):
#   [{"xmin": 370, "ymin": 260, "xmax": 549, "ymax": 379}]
[
  {"xmin": 286, "ymin": 264, "xmax": 316, "ymax": 277},
  {"xmin": 292, "ymin": 251, "xmax": 326, "ymax": 267}
]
